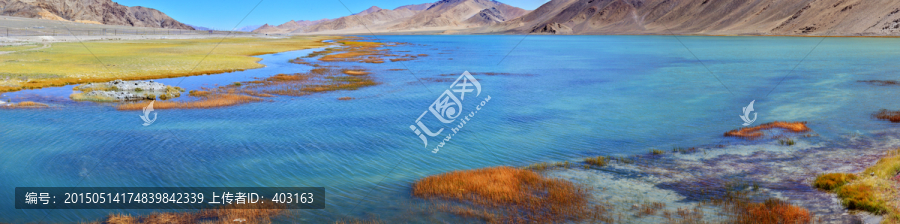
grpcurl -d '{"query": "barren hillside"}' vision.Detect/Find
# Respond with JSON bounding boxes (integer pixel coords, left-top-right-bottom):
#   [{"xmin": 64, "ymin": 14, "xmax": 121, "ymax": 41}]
[
  {"xmin": 0, "ymin": 0, "xmax": 193, "ymax": 29},
  {"xmin": 478, "ymin": 0, "xmax": 900, "ymax": 36}
]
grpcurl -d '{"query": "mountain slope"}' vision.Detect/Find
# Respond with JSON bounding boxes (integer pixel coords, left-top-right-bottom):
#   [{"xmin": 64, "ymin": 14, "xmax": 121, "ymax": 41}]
[
  {"xmin": 482, "ymin": 0, "xmax": 900, "ymax": 36},
  {"xmin": 0, "ymin": 0, "xmax": 194, "ymax": 29}
]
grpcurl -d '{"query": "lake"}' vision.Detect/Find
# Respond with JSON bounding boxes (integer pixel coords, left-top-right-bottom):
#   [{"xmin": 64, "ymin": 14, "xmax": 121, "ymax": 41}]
[{"xmin": 2, "ymin": 35, "xmax": 900, "ymax": 223}]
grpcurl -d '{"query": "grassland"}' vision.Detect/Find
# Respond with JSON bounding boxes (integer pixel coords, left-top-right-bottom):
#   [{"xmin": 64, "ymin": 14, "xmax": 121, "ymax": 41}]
[{"xmin": 0, "ymin": 36, "xmax": 337, "ymax": 92}]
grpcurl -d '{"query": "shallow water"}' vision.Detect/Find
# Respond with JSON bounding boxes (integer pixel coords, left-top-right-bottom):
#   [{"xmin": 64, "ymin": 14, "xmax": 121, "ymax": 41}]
[{"xmin": 2, "ymin": 35, "xmax": 900, "ymax": 223}]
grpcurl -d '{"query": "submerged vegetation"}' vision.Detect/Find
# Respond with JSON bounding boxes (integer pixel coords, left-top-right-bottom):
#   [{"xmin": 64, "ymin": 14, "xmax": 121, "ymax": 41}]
[
  {"xmin": 874, "ymin": 109, "xmax": 900, "ymax": 123},
  {"xmin": 0, "ymin": 36, "xmax": 336, "ymax": 93},
  {"xmin": 412, "ymin": 166, "xmax": 610, "ymax": 223}
]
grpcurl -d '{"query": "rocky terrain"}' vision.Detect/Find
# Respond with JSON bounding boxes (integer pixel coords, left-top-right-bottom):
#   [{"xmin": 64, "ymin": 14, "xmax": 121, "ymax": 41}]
[
  {"xmin": 70, "ymin": 80, "xmax": 183, "ymax": 101},
  {"xmin": 476, "ymin": 0, "xmax": 900, "ymax": 36},
  {"xmin": 0, "ymin": 0, "xmax": 193, "ymax": 29}
]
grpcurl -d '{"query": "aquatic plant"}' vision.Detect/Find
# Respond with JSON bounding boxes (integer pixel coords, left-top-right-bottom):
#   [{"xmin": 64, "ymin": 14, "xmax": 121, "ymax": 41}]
[
  {"xmin": 633, "ymin": 202, "xmax": 666, "ymax": 217},
  {"xmin": 338, "ymin": 97, "xmax": 354, "ymax": 101},
  {"xmin": 584, "ymin": 156, "xmax": 609, "ymax": 167},
  {"xmin": 188, "ymin": 90, "xmax": 211, "ymax": 97},
  {"xmin": 813, "ymin": 173, "xmax": 857, "ymax": 191},
  {"xmin": 412, "ymin": 166, "xmax": 610, "ymax": 223},
  {"xmin": 651, "ymin": 149, "xmax": 665, "ymax": 155},
  {"xmin": 724, "ymin": 121, "xmax": 810, "ymax": 139},
  {"xmin": 778, "ymin": 138, "xmax": 796, "ymax": 146},
  {"xmin": 836, "ymin": 184, "xmax": 886, "ymax": 214}
]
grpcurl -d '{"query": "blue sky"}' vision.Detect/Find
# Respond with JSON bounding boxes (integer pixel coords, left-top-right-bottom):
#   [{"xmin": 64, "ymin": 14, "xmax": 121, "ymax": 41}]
[{"xmin": 114, "ymin": 0, "xmax": 549, "ymax": 30}]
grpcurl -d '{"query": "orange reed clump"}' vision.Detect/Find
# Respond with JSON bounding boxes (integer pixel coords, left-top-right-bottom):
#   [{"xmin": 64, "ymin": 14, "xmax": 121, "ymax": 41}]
[
  {"xmin": 116, "ymin": 94, "xmax": 262, "ymax": 110},
  {"xmin": 734, "ymin": 199, "xmax": 812, "ymax": 224},
  {"xmin": 724, "ymin": 121, "xmax": 810, "ymax": 139},
  {"xmin": 412, "ymin": 166, "xmax": 609, "ymax": 223}
]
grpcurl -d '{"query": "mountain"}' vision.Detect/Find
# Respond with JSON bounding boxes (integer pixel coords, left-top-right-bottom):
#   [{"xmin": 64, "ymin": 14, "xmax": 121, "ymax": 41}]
[
  {"xmin": 254, "ymin": 0, "xmax": 528, "ymax": 34},
  {"xmin": 236, "ymin": 24, "xmax": 264, "ymax": 32},
  {"xmin": 395, "ymin": 3, "xmax": 435, "ymax": 11},
  {"xmin": 355, "ymin": 6, "xmax": 383, "ymax": 16},
  {"xmin": 481, "ymin": 0, "xmax": 900, "ymax": 36},
  {"xmin": 389, "ymin": 0, "xmax": 529, "ymax": 31},
  {"xmin": 188, "ymin": 24, "xmax": 213, "ymax": 31},
  {"xmin": 0, "ymin": 0, "xmax": 194, "ymax": 29},
  {"xmin": 296, "ymin": 7, "xmax": 421, "ymax": 34},
  {"xmin": 253, "ymin": 24, "xmax": 282, "ymax": 33}
]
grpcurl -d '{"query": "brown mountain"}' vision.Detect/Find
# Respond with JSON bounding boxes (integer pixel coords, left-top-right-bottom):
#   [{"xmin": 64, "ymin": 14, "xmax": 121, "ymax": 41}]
[
  {"xmin": 395, "ymin": 3, "xmax": 434, "ymax": 11},
  {"xmin": 481, "ymin": 0, "xmax": 900, "ymax": 36},
  {"xmin": 297, "ymin": 7, "xmax": 421, "ymax": 34},
  {"xmin": 355, "ymin": 6, "xmax": 382, "ymax": 16},
  {"xmin": 0, "ymin": 0, "xmax": 194, "ymax": 29},
  {"xmin": 389, "ymin": 0, "xmax": 529, "ymax": 31}
]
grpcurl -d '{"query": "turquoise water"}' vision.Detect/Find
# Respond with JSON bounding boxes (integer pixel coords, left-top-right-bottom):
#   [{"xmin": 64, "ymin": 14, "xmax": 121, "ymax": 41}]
[{"xmin": 3, "ymin": 35, "xmax": 900, "ymax": 223}]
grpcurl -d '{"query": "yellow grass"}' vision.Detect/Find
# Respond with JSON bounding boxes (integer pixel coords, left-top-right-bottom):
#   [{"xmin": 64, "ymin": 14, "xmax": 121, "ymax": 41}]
[
  {"xmin": 584, "ymin": 156, "xmax": 609, "ymax": 167},
  {"xmin": 0, "ymin": 36, "xmax": 338, "ymax": 93},
  {"xmin": 813, "ymin": 173, "xmax": 858, "ymax": 191},
  {"xmin": 3, "ymin": 101, "xmax": 49, "ymax": 108},
  {"xmin": 865, "ymin": 149, "xmax": 900, "ymax": 178},
  {"xmin": 342, "ymin": 70, "xmax": 370, "ymax": 75}
]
